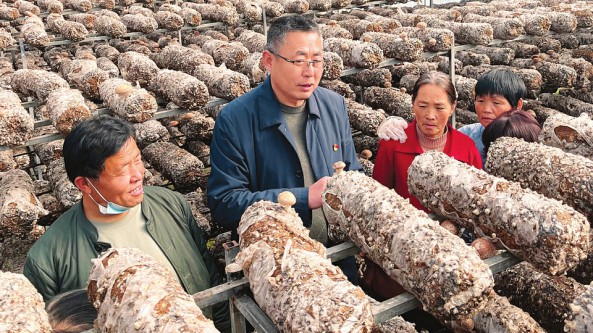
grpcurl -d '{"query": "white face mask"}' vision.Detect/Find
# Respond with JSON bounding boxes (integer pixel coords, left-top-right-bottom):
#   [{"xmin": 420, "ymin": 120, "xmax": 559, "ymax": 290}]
[{"xmin": 85, "ymin": 178, "xmax": 131, "ymax": 215}]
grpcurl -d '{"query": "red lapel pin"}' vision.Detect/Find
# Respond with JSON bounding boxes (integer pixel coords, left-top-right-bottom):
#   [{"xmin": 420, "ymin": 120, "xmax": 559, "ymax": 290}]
[{"xmin": 333, "ymin": 144, "xmax": 339, "ymax": 151}]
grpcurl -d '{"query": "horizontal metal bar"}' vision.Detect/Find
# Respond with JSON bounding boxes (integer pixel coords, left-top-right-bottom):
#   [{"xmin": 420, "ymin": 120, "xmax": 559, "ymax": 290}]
[{"xmin": 193, "ymin": 278, "xmax": 249, "ymax": 308}]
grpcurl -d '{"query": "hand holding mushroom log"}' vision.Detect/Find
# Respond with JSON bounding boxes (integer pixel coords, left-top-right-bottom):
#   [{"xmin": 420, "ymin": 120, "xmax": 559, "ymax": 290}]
[
  {"xmin": 322, "ymin": 165, "xmax": 494, "ymax": 329},
  {"xmin": 87, "ymin": 248, "xmax": 220, "ymax": 332},
  {"xmin": 408, "ymin": 151, "xmax": 590, "ymax": 275},
  {"xmin": 0, "ymin": 272, "xmax": 52, "ymax": 332},
  {"xmin": 228, "ymin": 192, "xmax": 374, "ymax": 333}
]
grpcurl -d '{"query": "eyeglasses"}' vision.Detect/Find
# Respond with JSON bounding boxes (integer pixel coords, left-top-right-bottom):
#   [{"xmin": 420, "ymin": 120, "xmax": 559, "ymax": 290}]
[{"xmin": 268, "ymin": 50, "xmax": 324, "ymax": 69}]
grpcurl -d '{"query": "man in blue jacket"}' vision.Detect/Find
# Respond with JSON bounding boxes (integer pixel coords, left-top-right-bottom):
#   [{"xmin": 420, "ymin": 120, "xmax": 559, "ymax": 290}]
[{"xmin": 207, "ymin": 16, "xmax": 362, "ymax": 282}]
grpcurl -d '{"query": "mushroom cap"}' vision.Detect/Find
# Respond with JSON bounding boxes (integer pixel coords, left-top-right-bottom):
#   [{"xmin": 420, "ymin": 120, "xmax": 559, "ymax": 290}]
[{"xmin": 278, "ymin": 191, "xmax": 296, "ymax": 208}]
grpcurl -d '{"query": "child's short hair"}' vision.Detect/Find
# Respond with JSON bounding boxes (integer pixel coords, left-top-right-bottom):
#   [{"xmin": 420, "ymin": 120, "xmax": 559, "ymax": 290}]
[
  {"xmin": 475, "ymin": 68, "xmax": 526, "ymax": 108},
  {"xmin": 46, "ymin": 289, "xmax": 97, "ymax": 333}
]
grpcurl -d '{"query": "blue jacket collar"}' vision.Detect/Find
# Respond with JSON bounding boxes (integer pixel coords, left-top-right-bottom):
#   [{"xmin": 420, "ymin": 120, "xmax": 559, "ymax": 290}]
[{"xmin": 257, "ymin": 76, "xmax": 321, "ymax": 130}]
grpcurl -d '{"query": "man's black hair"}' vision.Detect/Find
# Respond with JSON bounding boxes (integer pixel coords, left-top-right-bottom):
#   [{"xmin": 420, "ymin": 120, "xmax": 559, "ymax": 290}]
[
  {"xmin": 63, "ymin": 114, "xmax": 135, "ymax": 183},
  {"xmin": 475, "ymin": 68, "xmax": 526, "ymax": 108},
  {"xmin": 265, "ymin": 16, "xmax": 320, "ymax": 53}
]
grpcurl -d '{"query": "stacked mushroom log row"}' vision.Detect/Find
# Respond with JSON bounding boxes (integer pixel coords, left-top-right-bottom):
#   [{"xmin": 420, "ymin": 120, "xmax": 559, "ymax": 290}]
[
  {"xmin": 226, "ymin": 191, "xmax": 379, "ymax": 332},
  {"xmin": 321, "ymin": 163, "xmax": 548, "ymax": 332},
  {"xmin": 87, "ymin": 247, "xmax": 220, "ymax": 332}
]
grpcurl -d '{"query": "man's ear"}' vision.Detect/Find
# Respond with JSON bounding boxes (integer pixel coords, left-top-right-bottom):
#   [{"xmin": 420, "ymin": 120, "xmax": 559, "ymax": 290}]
[
  {"xmin": 262, "ymin": 50, "xmax": 274, "ymax": 72},
  {"xmin": 74, "ymin": 176, "xmax": 92, "ymax": 194},
  {"xmin": 516, "ymin": 98, "xmax": 524, "ymax": 110}
]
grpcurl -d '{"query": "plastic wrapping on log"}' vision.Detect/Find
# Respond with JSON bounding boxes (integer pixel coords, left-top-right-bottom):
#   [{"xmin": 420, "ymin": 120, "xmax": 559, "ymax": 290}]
[
  {"xmin": 565, "ymin": 281, "xmax": 593, "ymax": 333},
  {"xmin": 11, "ymin": 69, "xmax": 69, "ymax": 102},
  {"xmin": 337, "ymin": 19, "xmax": 382, "ymax": 40},
  {"xmin": 392, "ymin": 26, "xmax": 453, "ymax": 52},
  {"xmin": 321, "ymin": 51, "xmax": 343, "ymax": 80},
  {"xmin": 255, "ymin": 0, "xmax": 283, "ymax": 17},
  {"xmin": 21, "ymin": 14, "xmax": 49, "ymax": 47},
  {"xmin": 46, "ymin": 88, "xmax": 92, "ymax": 135},
  {"xmin": 319, "ymin": 79, "xmax": 355, "ymax": 99},
  {"xmin": 324, "ymin": 38, "xmax": 383, "ymax": 69},
  {"xmin": 424, "ymin": 18, "xmax": 493, "ymax": 45},
  {"xmin": 177, "ymin": 112, "xmax": 215, "ymax": 142},
  {"xmin": 181, "ymin": 2, "xmax": 239, "ymax": 26},
  {"xmin": 185, "ymin": 140, "xmax": 210, "ymax": 166},
  {"xmin": 96, "ymin": 57, "xmax": 119, "ymax": 77},
  {"xmin": 468, "ymin": 46, "xmax": 515, "ymax": 66},
  {"xmin": 267, "ymin": 0, "xmax": 308, "ymax": 13},
  {"xmin": 539, "ymin": 112, "xmax": 593, "ymax": 160},
  {"xmin": 150, "ymin": 70, "xmax": 209, "ymax": 110},
  {"xmin": 536, "ymin": 62, "xmax": 577, "ymax": 90},
  {"xmin": 99, "ymin": 78, "xmax": 156, "ymax": 123},
  {"xmin": 132, "ymin": 120, "xmax": 170, "ymax": 149},
  {"xmin": 150, "ymin": 44, "xmax": 214, "ymax": 73},
  {"xmin": 0, "ymin": 271, "xmax": 52, "ymax": 332},
  {"xmin": 500, "ymin": 41, "xmax": 539, "ymax": 59},
  {"xmin": 472, "ymin": 293, "xmax": 546, "ymax": 333},
  {"xmin": 47, "ymin": 158, "xmax": 81, "ymax": 208},
  {"xmin": 142, "ymin": 141, "xmax": 205, "ymax": 192},
  {"xmin": 61, "ymin": 58, "xmax": 110, "ymax": 100},
  {"xmin": 0, "ymin": 29, "xmax": 15, "ymax": 50},
  {"xmin": 235, "ymin": 29, "xmax": 265, "ymax": 53},
  {"xmin": 360, "ymin": 32, "xmax": 423, "ymax": 62},
  {"xmin": 0, "ymin": 5, "xmax": 20, "ymax": 20},
  {"xmin": 372, "ymin": 316, "xmax": 417, "ymax": 333},
  {"xmin": 88, "ymin": 248, "xmax": 220, "ymax": 333},
  {"xmin": 201, "ymin": 39, "xmax": 249, "ymax": 71},
  {"xmin": 463, "ymin": 13, "xmax": 524, "ymax": 40},
  {"xmin": 321, "ymin": 169, "xmax": 494, "ymax": 328},
  {"xmin": 0, "ymin": 150, "xmax": 16, "ymax": 172},
  {"xmin": 121, "ymin": 13, "xmax": 158, "ymax": 33},
  {"xmin": 34, "ymin": 139, "xmax": 63, "ymax": 165},
  {"xmin": 343, "ymin": 68, "xmax": 391, "ymax": 88},
  {"xmin": 486, "ymin": 136, "xmax": 593, "ymax": 221},
  {"xmin": 184, "ymin": 190, "xmax": 219, "ymax": 239},
  {"xmin": 495, "ymin": 12, "xmax": 550, "ymax": 36},
  {"xmin": 94, "ymin": 11, "xmax": 127, "ymax": 37},
  {"xmin": 118, "ymin": 51, "xmax": 159, "ymax": 87},
  {"xmin": 363, "ymin": 87, "xmax": 414, "ymax": 122},
  {"xmin": 495, "ymin": 262, "xmax": 588, "ymax": 332},
  {"xmin": 456, "ymin": 51, "xmax": 490, "ymax": 67},
  {"xmin": 16, "ymin": 1, "xmax": 40, "ymax": 15},
  {"xmin": 0, "ymin": 89, "xmax": 34, "ymax": 146},
  {"xmin": 191, "ymin": 64, "xmax": 249, "ymax": 101},
  {"xmin": 236, "ymin": 52, "xmax": 264, "ymax": 85},
  {"xmin": 229, "ymin": 0, "xmax": 262, "ymax": 21},
  {"xmin": 539, "ymin": 93, "xmax": 593, "ymax": 118},
  {"xmin": 345, "ymin": 98, "xmax": 387, "ymax": 136},
  {"xmin": 319, "ymin": 22, "xmax": 353, "ymax": 39},
  {"xmin": 155, "ymin": 10, "xmax": 183, "ymax": 30},
  {"xmin": 69, "ymin": 13, "xmax": 96, "ymax": 29},
  {"xmin": 408, "ymin": 151, "xmax": 590, "ymax": 275},
  {"xmin": 231, "ymin": 199, "xmax": 374, "ymax": 333},
  {"xmin": 0, "ymin": 169, "xmax": 47, "ymax": 240}
]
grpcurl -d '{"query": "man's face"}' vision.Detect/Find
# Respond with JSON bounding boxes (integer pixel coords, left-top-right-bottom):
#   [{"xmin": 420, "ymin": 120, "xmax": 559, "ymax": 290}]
[
  {"xmin": 87, "ymin": 138, "xmax": 145, "ymax": 208},
  {"xmin": 263, "ymin": 31, "xmax": 324, "ymax": 107},
  {"xmin": 475, "ymin": 94, "xmax": 513, "ymax": 127}
]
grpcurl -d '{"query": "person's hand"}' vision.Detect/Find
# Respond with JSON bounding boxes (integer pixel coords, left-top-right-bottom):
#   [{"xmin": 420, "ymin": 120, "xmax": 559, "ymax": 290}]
[
  {"xmin": 377, "ymin": 116, "xmax": 409, "ymax": 142},
  {"xmin": 308, "ymin": 176, "xmax": 329, "ymax": 209}
]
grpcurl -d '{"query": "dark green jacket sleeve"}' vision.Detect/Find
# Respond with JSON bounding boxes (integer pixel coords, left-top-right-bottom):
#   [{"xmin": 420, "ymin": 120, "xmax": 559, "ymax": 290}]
[
  {"xmin": 186, "ymin": 200, "xmax": 231, "ymax": 332},
  {"xmin": 23, "ymin": 255, "xmax": 58, "ymax": 302}
]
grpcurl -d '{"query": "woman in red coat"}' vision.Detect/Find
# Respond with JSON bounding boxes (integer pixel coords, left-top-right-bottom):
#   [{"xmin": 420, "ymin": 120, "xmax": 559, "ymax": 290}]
[{"xmin": 362, "ymin": 71, "xmax": 482, "ymax": 302}]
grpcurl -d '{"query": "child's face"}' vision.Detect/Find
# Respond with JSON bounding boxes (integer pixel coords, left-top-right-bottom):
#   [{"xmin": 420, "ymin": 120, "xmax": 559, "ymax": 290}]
[{"xmin": 475, "ymin": 94, "xmax": 513, "ymax": 127}]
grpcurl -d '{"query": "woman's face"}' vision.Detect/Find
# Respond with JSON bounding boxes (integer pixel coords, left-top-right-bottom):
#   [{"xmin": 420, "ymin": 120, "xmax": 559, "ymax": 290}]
[{"xmin": 413, "ymin": 83, "xmax": 455, "ymax": 139}]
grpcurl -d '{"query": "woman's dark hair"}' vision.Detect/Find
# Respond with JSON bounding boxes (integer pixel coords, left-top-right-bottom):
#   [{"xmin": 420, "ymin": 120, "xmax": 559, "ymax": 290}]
[
  {"xmin": 412, "ymin": 71, "xmax": 457, "ymax": 105},
  {"xmin": 482, "ymin": 109, "xmax": 541, "ymax": 155},
  {"xmin": 265, "ymin": 16, "xmax": 320, "ymax": 54},
  {"xmin": 63, "ymin": 114, "xmax": 136, "ymax": 183},
  {"xmin": 475, "ymin": 68, "xmax": 526, "ymax": 108},
  {"xmin": 46, "ymin": 289, "xmax": 97, "ymax": 333}
]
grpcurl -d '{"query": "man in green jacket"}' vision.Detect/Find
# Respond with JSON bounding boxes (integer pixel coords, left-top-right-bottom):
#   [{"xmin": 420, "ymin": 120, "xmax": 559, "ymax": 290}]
[{"xmin": 24, "ymin": 115, "xmax": 229, "ymax": 331}]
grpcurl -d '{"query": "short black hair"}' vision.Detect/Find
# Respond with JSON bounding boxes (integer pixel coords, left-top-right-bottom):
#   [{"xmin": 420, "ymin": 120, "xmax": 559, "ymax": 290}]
[
  {"xmin": 482, "ymin": 109, "xmax": 541, "ymax": 156},
  {"xmin": 63, "ymin": 114, "xmax": 135, "ymax": 183},
  {"xmin": 475, "ymin": 68, "xmax": 526, "ymax": 108},
  {"xmin": 265, "ymin": 16, "xmax": 320, "ymax": 53},
  {"xmin": 46, "ymin": 289, "xmax": 97, "ymax": 333}
]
